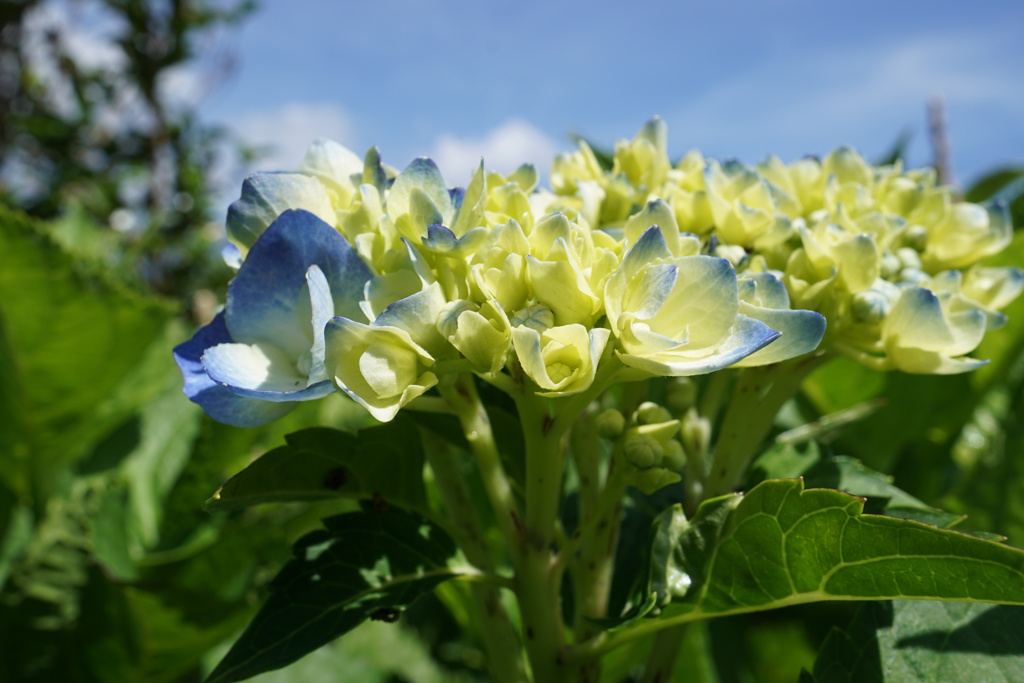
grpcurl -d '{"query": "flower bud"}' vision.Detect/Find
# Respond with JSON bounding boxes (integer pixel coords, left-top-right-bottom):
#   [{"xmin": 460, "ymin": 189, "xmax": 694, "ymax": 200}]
[
  {"xmin": 662, "ymin": 439, "xmax": 687, "ymax": 470},
  {"xmin": 880, "ymin": 251, "xmax": 902, "ymax": 279},
  {"xmin": 635, "ymin": 401, "xmax": 673, "ymax": 425},
  {"xmin": 595, "ymin": 409, "xmax": 626, "ymax": 439},
  {"xmin": 895, "ymin": 247, "xmax": 922, "ymax": 271},
  {"xmin": 665, "ymin": 378, "xmax": 697, "ymax": 412},
  {"xmin": 713, "ymin": 243, "xmax": 747, "ymax": 266},
  {"xmin": 624, "ymin": 433, "xmax": 664, "ymax": 469},
  {"xmin": 904, "ymin": 225, "xmax": 928, "ymax": 252},
  {"xmin": 851, "ymin": 290, "xmax": 891, "ymax": 324},
  {"xmin": 680, "ymin": 408, "xmax": 711, "ymax": 458},
  {"xmin": 511, "ymin": 304, "xmax": 555, "ymax": 332}
]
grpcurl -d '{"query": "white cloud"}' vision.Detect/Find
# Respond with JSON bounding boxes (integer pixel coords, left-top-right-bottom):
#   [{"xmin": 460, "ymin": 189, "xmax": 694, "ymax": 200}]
[
  {"xmin": 431, "ymin": 119, "xmax": 564, "ymax": 185},
  {"xmin": 232, "ymin": 103, "xmax": 355, "ymax": 171},
  {"xmin": 663, "ymin": 27, "xmax": 1024, "ymax": 168}
]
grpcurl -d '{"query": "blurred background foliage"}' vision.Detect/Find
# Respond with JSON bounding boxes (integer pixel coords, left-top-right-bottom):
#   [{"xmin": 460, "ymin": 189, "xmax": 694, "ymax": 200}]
[{"xmin": 1, "ymin": 1, "xmax": 1023, "ymax": 681}]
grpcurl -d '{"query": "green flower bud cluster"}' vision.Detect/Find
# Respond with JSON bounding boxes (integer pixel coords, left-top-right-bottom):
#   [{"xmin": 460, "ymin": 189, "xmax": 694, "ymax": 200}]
[
  {"xmin": 547, "ymin": 118, "xmax": 1023, "ymax": 375},
  {"xmin": 602, "ymin": 402, "xmax": 685, "ymax": 494}
]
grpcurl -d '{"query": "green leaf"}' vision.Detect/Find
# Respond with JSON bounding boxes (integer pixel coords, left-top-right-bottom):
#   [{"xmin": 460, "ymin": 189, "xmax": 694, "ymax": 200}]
[
  {"xmin": 205, "ymin": 507, "xmax": 462, "ymax": 683},
  {"xmin": 91, "ymin": 485, "xmax": 139, "ymax": 581},
  {"xmin": 221, "ymin": 620, "xmax": 478, "ymax": 683},
  {"xmin": 809, "ymin": 600, "xmax": 1024, "ymax": 682},
  {"xmin": 0, "ymin": 206, "xmax": 172, "ymax": 498},
  {"xmin": 206, "ymin": 418, "xmax": 428, "ymax": 514},
  {"xmin": 648, "ymin": 479, "xmax": 1024, "ymax": 623},
  {"xmin": 752, "ymin": 443, "xmax": 964, "ymax": 528}
]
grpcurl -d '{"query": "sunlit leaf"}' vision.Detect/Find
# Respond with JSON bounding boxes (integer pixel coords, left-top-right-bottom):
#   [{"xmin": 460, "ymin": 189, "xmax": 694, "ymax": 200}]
[{"xmin": 646, "ymin": 479, "xmax": 1024, "ymax": 624}]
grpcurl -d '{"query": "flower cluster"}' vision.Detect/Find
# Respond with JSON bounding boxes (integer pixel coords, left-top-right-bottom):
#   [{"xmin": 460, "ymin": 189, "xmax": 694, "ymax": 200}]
[
  {"xmin": 176, "ymin": 120, "xmax": 1018, "ymax": 426},
  {"xmin": 547, "ymin": 118, "xmax": 1023, "ymax": 374}
]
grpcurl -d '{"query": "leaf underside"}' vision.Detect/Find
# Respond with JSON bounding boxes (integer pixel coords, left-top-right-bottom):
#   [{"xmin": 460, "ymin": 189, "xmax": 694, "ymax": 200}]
[{"xmin": 205, "ymin": 506, "xmax": 460, "ymax": 683}]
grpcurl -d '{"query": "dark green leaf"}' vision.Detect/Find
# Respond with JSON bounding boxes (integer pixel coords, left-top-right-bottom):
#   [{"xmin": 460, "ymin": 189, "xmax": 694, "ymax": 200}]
[
  {"xmin": 91, "ymin": 486, "xmax": 139, "ymax": 581},
  {"xmin": 752, "ymin": 444, "xmax": 963, "ymax": 528},
  {"xmin": 649, "ymin": 479, "xmax": 1024, "ymax": 622},
  {"xmin": 809, "ymin": 600, "xmax": 1024, "ymax": 682},
  {"xmin": 206, "ymin": 418, "xmax": 427, "ymax": 514},
  {"xmin": 205, "ymin": 507, "xmax": 462, "ymax": 683}
]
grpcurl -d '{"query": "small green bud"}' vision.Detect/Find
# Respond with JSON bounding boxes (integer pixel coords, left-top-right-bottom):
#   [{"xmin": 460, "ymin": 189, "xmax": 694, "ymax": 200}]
[
  {"xmin": 665, "ymin": 378, "xmax": 697, "ymax": 412},
  {"xmin": 595, "ymin": 409, "xmax": 626, "ymax": 439},
  {"xmin": 904, "ymin": 224, "xmax": 928, "ymax": 251},
  {"xmin": 895, "ymin": 247, "xmax": 922, "ymax": 271},
  {"xmin": 880, "ymin": 251, "xmax": 902, "ymax": 279},
  {"xmin": 510, "ymin": 303, "xmax": 555, "ymax": 332},
  {"xmin": 714, "ymin": 243, "xmax": 747, "ymax": 266},
  {"xmin": 624, "ymin": 433, "xmax": 664, "ymax": 469},
  {"xmin": 662, "ymin": 439, "xmax": 687, "ymax": 470},
  {"xmin": 899, "ymin": 267, "xmax": 930, "ymax": 285},
  {"xmin": 851, "ymin": 290, "xmax": 890, "ymax": 324},
  {"xmin": 680, "ymin": 408, "xmax": 711, "ymax": 458},
  {"xmin": 635, "ymin": 401, "xmax": 673, "ymax": 425}
]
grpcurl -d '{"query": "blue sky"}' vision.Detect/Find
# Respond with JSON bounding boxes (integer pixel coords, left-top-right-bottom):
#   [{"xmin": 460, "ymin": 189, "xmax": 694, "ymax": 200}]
[{"xmin": 200, "ymin": 0, "xmax": 1024, "ymax": 192}]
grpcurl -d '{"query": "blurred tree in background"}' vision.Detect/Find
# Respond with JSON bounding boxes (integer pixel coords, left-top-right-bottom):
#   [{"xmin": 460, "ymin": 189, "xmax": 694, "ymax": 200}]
[{"xmin": 0, "ymin": 0, "xmax": 253, "ymax": 299}]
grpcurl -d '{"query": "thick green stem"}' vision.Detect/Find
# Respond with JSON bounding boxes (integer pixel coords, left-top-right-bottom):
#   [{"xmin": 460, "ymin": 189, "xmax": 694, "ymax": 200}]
[
  {"xmin": 568, "ymin": 469, "xmax": 625, "ymax": 683},
  {"xmin": 437, "ymin": 374, "xmax": 523, "ymax": 559},
  {"xmin": 419, "ymin": 428, "xmax": 526, "ymax": 683},
  {"xmin": 514, "ymin": 391, "xmax": 571, "ymax": 682},
  {"xmin": 703, "ymin": 353, "xmax": 829, "ymax": 498}
]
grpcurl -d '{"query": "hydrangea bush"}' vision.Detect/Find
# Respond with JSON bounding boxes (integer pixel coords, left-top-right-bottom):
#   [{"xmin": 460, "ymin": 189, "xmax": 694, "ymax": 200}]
[{"xmin": 175, "ymin": 119, "xmax": 1024, "ymax": 682}]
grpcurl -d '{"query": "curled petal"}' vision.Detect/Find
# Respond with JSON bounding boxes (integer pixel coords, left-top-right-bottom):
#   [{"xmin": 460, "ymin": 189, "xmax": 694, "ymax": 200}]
[
  {"xmin": 617, "ymin": 315, "xmax": 780, "ymax": 377},
  {"xmin": 226, "ymin": 209, "xmax": 372, "ymax": 358},
  {"xmin": 226, "ymin": 173, "xmax": 335, "ymax": 252},
  {"xmin": 325, "ymin": 318, "xmax": 437, "ymax": 422},
  {"xmin": 172, "ymin": 313, "xmax": 296, "ymax": 427},
  {"xmin": 511, "ymin": 325, "xmax": 611, "ymax": 396}
]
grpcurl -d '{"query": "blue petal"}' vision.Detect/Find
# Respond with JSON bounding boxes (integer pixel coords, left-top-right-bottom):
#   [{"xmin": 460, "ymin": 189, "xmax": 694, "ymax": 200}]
[
  {"xmin": 202, "ymin": 341, "xmax": 336, "ymax": 403},
  {"xmin": 449, "ymin": 186, "xmax": 466, "ymax": 212},
  {"xmin": 172, "ymin": 312, "xmax": 295, "ymax": 427},
  {"xmin": 423, "ymin": 223, "xmax": 458, "ymax": 251},
  {"xmin": 226, "ymin": 209, "xmax": 372, "ymax": 359}
]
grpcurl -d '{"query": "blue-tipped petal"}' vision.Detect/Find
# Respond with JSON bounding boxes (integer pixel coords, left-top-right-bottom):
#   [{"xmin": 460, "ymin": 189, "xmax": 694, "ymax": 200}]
[
  {"xmin": 423, "ymin": 223, "xmax": 458, "ymax": 251},
  {"xmin": 226, "ymin": 172, "xmax": 334, "ymax": 250},
  {"xmin": 623, "ymin": 227, "xmax": 674, "ymax": 276},
  {"xmin": 732, "ymin": 306, "xmax": 826, "ymax": 366},
  {"xmin": 172, "ymin": 312, "xmax": 295, "ymax": 427},
  {"xmin": 388, "ymin": 157, "xmax": 454, "ymax": 226},
  {"xmin": 226, "ymin": 209, "xmax": 372, "ymax": 358},
  {"xmin": 202, "ymin": 341, "xmax": 336, "ymax": 402},
  {"xmin": 618, "ymin": 315, "xmax": 780, "ymax": 377}
]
